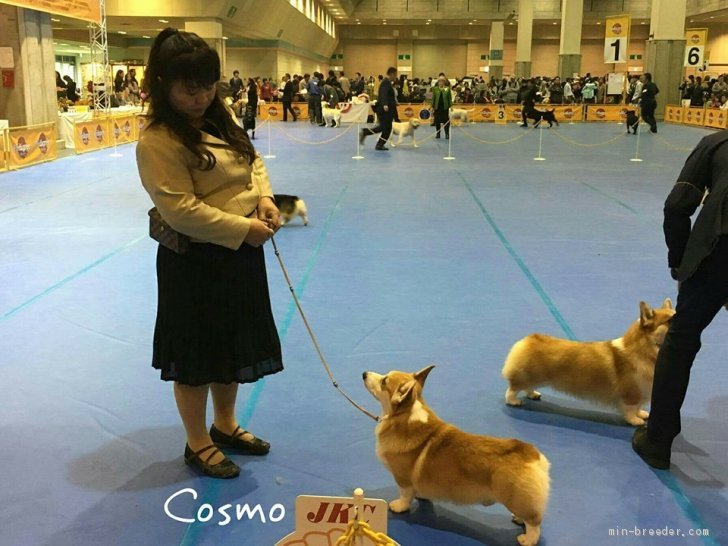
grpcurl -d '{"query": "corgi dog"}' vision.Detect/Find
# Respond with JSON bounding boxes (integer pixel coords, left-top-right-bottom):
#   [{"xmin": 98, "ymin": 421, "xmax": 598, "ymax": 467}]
[
  {"xmin": 273, "ymin": 194, "xmax": 308, "ymax": 226},
  {"xmin": 502, "ymin": 299, "xmax": 674, "ymax": 426},
  {"xmin": 363, "ymin": 365, "xmax": 550, "ymax": 546}
]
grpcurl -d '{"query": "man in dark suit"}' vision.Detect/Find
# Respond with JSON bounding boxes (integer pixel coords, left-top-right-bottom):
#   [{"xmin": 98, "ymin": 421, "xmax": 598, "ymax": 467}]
[
  {"xmin": 360, "ymin": 66, "xmax": 397, "ymax": 151},
  {"xmin": 281, "ymin": 74, "xmax": 297, "ymax": 122},
  {"xmin": 520, "ymin": 79, "xmax": 537, "ymax": 127},
  {"xmin": 632, "ymin": 130, "xmax": 728, "ymax": 469}
]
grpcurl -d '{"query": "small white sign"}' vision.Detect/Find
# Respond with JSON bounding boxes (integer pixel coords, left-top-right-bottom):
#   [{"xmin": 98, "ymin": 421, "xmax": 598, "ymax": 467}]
[
  {"xmin": 0, "ymin": 47, "xmax": 14, "ymax": 68},
  {"xmin": 276, "ymin": 494, "xmax": 395, "ymax": 546},
  {"xmin": 604, "ymin": 37, "xmax": 627, "ymax": 63}
]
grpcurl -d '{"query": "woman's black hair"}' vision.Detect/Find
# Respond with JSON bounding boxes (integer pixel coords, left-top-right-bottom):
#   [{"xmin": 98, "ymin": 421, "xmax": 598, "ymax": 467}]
[{"xmin": 145, "ymin": 28, "xmax": 256, "ymax": 169}]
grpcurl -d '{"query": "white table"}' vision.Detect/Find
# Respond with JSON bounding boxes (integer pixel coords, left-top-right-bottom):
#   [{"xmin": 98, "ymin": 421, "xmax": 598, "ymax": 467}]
[
  {"xmin": 58, "ymin": 106, "xmax": 142, "ymax": 148},
  {"xmin": 339, "ymin": 102, "xmax": 374, "ymax": 123}
]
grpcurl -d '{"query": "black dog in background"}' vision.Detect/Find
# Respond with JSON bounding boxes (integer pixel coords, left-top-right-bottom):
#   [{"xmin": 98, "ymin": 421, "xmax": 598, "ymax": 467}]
[
  {"xmin": 530, "ymin": 108, "xmax": 559, "ymax": 128},
  {"xmin": 625, "ymin": 110, "xmax": 639, "ymax": 134}
]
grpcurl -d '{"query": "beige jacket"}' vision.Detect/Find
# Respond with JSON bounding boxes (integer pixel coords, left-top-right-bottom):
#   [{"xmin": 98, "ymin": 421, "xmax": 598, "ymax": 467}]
[{"xmin": 136, "ymin": 123, "xmax": 274, "ymax": 250}]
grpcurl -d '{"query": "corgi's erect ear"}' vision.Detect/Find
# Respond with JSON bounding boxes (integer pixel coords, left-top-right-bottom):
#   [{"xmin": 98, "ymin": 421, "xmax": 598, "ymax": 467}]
[
  {"xmin": 662, "ymin": 298, "xmax": 673, "ymax": 310},
  {"xmin": 414, "ymin": 364, "xmax": 436, "ymax": 388},
  {"xmin": 639, "ymin": 301, "xmax": 655, "ymax": 326},
  {"xmin": 392, "ymin": 380, "xmax": 416, "ymax": 409}
]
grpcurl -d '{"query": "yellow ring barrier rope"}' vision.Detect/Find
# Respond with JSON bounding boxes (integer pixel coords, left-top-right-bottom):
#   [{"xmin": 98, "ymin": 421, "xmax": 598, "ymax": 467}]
[
  {"xmin": 455, "ymin": 125, "xmax": 531, "ymax": 145},
  {"xmin": 335, "ymin": 519, "xmax": 397, "ymax": 546},
  {"xmin": 653, "ymin": 133, "xmax": 694, "ymax": 152},
  {"xmin": 271, "ymin": 121, "xmax": 355, "ymax": 145},
  {"xmin": 551, "ymin": 129, "xmax": 625, "ymax": 147}
]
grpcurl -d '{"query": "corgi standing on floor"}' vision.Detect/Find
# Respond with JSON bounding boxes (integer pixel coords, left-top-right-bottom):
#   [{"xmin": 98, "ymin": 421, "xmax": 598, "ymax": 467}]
[
  {"xmin": 363, "ymin": 365, "xmax": 550, "ymax": 546},
  {"xmin": 273, "ymin": 194, "xmax": 308, "ymax": 226},
  {"xmin": 502, "ymin": 299, "xmax": 675, "ymax": 426}
]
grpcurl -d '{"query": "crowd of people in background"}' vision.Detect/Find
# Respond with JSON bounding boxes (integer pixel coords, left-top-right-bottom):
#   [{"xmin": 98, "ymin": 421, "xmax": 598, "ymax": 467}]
[{"xmin": 679, "ymin": 74, "xmax": 728, "ymax": 110}]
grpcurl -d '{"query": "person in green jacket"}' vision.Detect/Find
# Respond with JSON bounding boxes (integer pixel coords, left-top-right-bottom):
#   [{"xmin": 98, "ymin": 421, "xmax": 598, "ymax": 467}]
[{"xmin": 431, "ymin": 76, "xmax": 453, "ymax": 139}]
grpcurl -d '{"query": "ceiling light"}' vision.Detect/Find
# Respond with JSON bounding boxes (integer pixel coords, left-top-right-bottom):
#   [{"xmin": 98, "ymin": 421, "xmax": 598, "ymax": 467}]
[
  {"xmin": 641, "ymin": 21, "xmax": 646, "ymax": 24},
  {"xmin": 508, "ymin": 21, "xmax": 514, "ymax": 25},
  {"xmin": 357, "ymin": 21, "xmax": 361, "ymax": 25},
  {"xmin": 51, "ymin": 18, "xmax": 60, "ymax": 22},
  {"xmin": 158, "ymin": 19, "xmax": 169, "ymax": 23},
  {"xmin": 552, "ymin": 21, "xmax": 557, "ymax": 25},
  {"xmin": 118, "ymin": 31, "xmax": 127, "ymax": 34},
  {"xmin": 596, "ymin": 21, "xmax": 601, "ymax": 25},
  {"xmin": 222, "ymin": 36, "xmax": 229, "ymax": 40},
  {"xmin": 143, "ymin": 35, "xmax": 150, "ymax": 38}
]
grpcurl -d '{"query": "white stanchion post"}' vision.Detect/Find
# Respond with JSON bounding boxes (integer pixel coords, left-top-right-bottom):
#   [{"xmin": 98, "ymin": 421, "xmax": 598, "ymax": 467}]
[
  {"xmin": 533, "ymin": 122, "xmax": 546, "ymax": 161},
  {"xmin": 110, "ymin": 123, "xmax": 122, "ymax": 157},
  {"xmin": 352, "ymin": 122, "xmax": 364, "ymax": 160},
  {"xmin": 630, "ymin": 123, "xmax": 643, "ymax": 162},
  {"xmin": 264, "ymin": 120, "xmax": 276, "ymax": 159},
  {"xmin": 444, "ymin": 122, "xmax": 455, "ymax": 160}
]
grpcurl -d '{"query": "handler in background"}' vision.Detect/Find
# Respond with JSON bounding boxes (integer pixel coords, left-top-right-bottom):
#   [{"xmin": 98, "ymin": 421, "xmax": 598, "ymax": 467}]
[{"xmin": 633, "ymin": 130, "xmax": 728, "ymax": 469}]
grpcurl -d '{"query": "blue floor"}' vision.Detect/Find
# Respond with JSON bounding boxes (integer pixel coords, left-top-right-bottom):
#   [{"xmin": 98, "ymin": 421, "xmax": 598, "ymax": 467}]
[{"xmin": 0, "ymin": 120, "xmax": 725, "ymax": 546}]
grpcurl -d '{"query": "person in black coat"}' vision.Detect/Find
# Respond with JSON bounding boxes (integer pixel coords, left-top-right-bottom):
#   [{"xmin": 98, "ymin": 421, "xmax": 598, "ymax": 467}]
[
  {"xmin": 281, "ymin": 73, "xmax": 297, "ymax": 122},
  {"xmin": 244, "ymin": 78, "xmax": 258, "ymax": 139},
  {"xmin": 359, "ymin": 66, "xmax": 397, "ymax": 151},
  {"xmin": 639, "ymin": 72, "xmax": 659, "ymax": 134},
  {"xmin": 633, "ymin": 130, "xmax": 728, "ymax": 469},
  {"xmin": 519, "ymin": 79, "xmax": 537, "ymax": 127},
  {"xmin": 63, "ymin": 75, "xmax": 79, "ymax": 102}
]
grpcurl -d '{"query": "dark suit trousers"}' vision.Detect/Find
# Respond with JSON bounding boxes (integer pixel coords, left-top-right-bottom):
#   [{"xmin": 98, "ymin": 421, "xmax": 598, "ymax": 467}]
[
  {"xmin": 648, "ymin": 236, "xmax": 728, "ymax": 444},
  {"xmin": 282, "ymin": 100, "xmax": 296, "ymax": 121},
  {"xmin": 641, "ymin": 102, "xmax": 657, "ymax": 131}
]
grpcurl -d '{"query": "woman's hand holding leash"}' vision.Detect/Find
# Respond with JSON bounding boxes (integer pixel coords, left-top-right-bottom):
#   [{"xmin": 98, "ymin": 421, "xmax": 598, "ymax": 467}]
[
  {"xmin": 246, "ymin": 219, "xmax": 274, "ymax": 247},
  {"xmin": 258, "ymin": 197, "xmax": 282, "ymax": 232}
]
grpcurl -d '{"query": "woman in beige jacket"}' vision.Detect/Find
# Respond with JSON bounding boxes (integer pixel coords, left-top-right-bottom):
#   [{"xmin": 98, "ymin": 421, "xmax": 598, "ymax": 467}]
[{"xmin": 136, "ymin": 28, "xmax": 283, "ymax": 479}]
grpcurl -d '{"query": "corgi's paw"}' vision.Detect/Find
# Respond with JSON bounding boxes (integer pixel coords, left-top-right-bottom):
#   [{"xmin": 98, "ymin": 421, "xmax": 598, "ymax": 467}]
[
  {"xmin": 505, "ymin": 388, "xmax": 522, "ymax": 406},
  {"xmin": 389, "ymin": 499, "xmax": 411, "ymax": 513},
  {"xmin": 527, "ymin": 391, "xmax": 542, "ymax": 400},
  {"xmin": 517, "ymin": 534, "xmax": 537, "ymax": 546},
  {"xmin": 626, "ymin": 415, "xmax": 646, "ymax": 426},
  {"xmin": 512, "ymin": 514, "xmax": 525, "ymax": 526},
  {"xmin": 638, "ymin": 409, "xmax": 650, "ymax": 419}
]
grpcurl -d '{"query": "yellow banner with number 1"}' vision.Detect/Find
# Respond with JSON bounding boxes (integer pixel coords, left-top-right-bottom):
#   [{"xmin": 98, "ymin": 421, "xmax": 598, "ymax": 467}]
[{"xmin": 604, "ymin": 15, "xmax": 631, "ymax": 64}]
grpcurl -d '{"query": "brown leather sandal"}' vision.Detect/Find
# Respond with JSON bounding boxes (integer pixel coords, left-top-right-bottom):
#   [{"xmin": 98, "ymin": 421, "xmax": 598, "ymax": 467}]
[
  {"xmin": 210, "ymin": 424, "xmax": 270, "ymax": 455},
  {"xmin": 184, "ymin": 444, "xmax": 240, "ymax": 479}
]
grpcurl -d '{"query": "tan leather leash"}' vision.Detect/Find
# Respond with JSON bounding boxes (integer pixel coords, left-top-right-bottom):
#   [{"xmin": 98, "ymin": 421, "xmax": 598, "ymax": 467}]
[{"xmin": 270, "ymin": 236, "xmax": 380, "ymax": 422}]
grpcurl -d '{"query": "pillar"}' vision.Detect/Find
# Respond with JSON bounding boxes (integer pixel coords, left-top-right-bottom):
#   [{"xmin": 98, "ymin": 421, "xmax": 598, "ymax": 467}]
[
  {"xmin": 489, "ymin": 21, "xmax": 504, "ymax": 80},
  {"xmin": 558, "ymin": 0, "xmax": 583, "ymax": 80},
  {"xmin": 184, "ymin": 21, "xmax": 228, "ymax": 76},
  {"xmin": 645, "ymin": 0, "xmax": 686, "ymax": 114},
  {"xmin": 515, "ymin": 0, "xmax": 533, "ymax": 78},
  {"xmin": 0, "ymin": 6, "xmax": 57, "ymax": 127}
]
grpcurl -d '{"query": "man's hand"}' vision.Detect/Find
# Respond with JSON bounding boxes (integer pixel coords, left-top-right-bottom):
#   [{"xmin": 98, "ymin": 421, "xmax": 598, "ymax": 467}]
[
  {"xmin": 383, "ymin": 105, "xmax": 389, "ymax": 112},
  {"xmin": 258, "ymin": 197, "xmax": 282, "ymax": 232}
]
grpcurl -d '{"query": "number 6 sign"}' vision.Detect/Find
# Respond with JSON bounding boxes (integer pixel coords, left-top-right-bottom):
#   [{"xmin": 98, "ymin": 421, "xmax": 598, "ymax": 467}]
[{"xmin": 684, "ymin": 29, "xmax": 708, "ymax": 67}]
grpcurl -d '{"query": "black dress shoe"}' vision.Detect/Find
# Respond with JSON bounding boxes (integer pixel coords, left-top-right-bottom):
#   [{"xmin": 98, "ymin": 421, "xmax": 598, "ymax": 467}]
[
  {"xmin": 210, "ymin": 424, "xmax": 270, "ymax": 455},
  {"xmin": 375, "ymin": 146, "xmax": 389, "ymax": 151},
  {"xmin": 632, "ymin": 427, "xmax": 671, "ymax": 469},
  {"xmin": 184, "ymin": 444, "xmax": 240, "ymax": 479}
]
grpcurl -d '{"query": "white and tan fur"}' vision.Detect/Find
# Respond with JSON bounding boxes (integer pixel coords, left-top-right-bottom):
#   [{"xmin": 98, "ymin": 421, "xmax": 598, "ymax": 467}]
[
  {"xmin": 363, "ymin": 365, "xmax": 550, "ymax": 546},
  {"xmin": 502, "ymin": 299, "xmax": 674, "ymax": 426},
  {"xmin": 273, "ymin": 194, "xmax": 308, "ymax": 226},
  {"xmin": 449, "ymin": 107, "xmax": 475, "ymax": 124},
  {"xmin": 390, "ymin": 119, "xmax": 421, "ymax": 147},
  {"xmin": 322, "ymin": 105, "xmax": 342, "ymax": 127}
]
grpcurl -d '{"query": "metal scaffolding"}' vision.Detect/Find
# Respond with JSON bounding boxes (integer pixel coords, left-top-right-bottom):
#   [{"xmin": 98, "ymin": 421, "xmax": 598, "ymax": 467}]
[{"xmin": 88, "ymin": 0, "xmax": 110, "ymax": 113}]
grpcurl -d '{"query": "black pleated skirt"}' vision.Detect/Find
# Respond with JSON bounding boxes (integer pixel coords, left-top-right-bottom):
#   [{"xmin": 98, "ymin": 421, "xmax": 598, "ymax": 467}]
[{"xmin": 152, "ymin": 242, "xmax": 283, "ymax": 386}]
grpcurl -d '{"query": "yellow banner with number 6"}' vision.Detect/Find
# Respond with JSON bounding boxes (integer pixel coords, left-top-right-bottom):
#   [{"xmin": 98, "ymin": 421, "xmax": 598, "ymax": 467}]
[{"xmin": 684, "ymin": 29, "xmax": 708, "ymax": 68}]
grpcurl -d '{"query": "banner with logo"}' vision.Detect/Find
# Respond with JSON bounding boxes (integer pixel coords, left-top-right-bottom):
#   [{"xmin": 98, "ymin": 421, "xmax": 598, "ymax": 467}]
[
  {"xmin": 257, "ymin": 103, "xmax": 308, "ymax": 122},
  {"xmin": 586, "ymin": 105, "xmax": 636, "ymax": 122},
  {"xmin": 73, "ymin": 117, "xmax": 110, "ymax": 153},
  {"xmin": 0, "ymin": 129, "xmax": 7, "ymax": 171},
  {"xmin": 664, "ymin": 105, "xmax": 684, "ymax": 124},
  {"xmin": 0, "ymin": 0, "xmax": 101, "ymax": 24},
  {"xmin": 135, "ymin": 113, "xmax": 148, "ymax": 136},
  {"xmin": 604, "ymin": 15, "xmax": 630, "ymax": 64},
  {"xmin": 703, "ymin": 108, "xmax": 728, "ymax": 129},
  {"xmin": 110, "ymin": 115, "xmax": 136, "ymax": 144},
  {"xmin": 505, "ymin": 104, "xmax": 524, "ymax": 122},
  {"xmin": 6, "ymin": 122, "xmax": 57, "ymax": 169},
  {"xmin": 682, "ymin": 107, "xmax": 705, "ymax": 126},
  {"xmin": 684, "ymin": 29, "xmax": 708, "ymax": 68}
]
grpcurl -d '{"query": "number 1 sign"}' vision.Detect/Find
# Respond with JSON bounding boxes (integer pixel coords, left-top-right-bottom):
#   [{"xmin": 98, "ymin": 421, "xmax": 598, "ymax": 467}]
[
  {"xmin": 684, "ymin": 29, "xmax": 708, "ymax": 68},
  {"xmin": 604, "ymin": 15, "xmax": 630, "ymax": 64}
]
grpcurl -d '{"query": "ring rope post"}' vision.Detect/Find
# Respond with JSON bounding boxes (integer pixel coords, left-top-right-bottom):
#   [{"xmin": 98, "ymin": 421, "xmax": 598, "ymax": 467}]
[
  {"xmin": 264, "ymin": 118, "xmax": 276, "ymax": 159},
  {"xmin": 335, "ymin": 489, "xmax": 397, "ymax": 546},
  {"xmin": 270, "ymin": 236, "xmax": 379, "ymax": 422},
  {"xmin": 353, "ymin": 122, "xmax": 364, "ymax": 160},
  {"xmin": 443, "ymin": 120, "xmax": 455, "ymax": 160},
  {"xmin": 533, "ymin": 122, "xmax": 546, "ymax": 161},
  {"xmin": 630, "ymin": 122, "xmax": 643, "ymax": 162}
]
